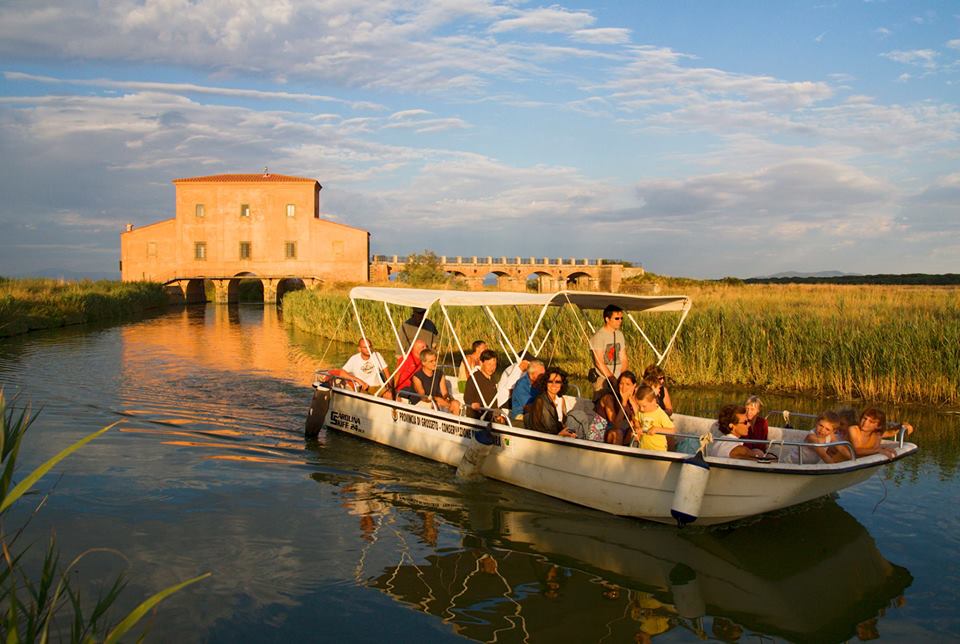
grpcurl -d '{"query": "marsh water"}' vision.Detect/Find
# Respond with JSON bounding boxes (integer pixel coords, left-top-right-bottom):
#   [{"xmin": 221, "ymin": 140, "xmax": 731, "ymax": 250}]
[{"xmin": 1, "ymin": 303, "xmax": 957, "ymax": 642}]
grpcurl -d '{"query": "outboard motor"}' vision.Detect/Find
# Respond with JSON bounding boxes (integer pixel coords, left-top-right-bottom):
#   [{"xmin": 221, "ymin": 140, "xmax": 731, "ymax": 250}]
[{"xmin": 305, "ymin": 386, "xmax": 331, "ymax": 439}]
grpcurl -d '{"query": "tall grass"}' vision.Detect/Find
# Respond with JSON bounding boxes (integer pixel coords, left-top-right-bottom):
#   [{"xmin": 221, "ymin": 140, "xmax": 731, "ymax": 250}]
[
  {"xmin": 0, "ymin": 278, "xmax": 167, "ymax": 337},
  {"xmin": 282, "ymin": 283, "xmax": 960, "ymax": 406}
]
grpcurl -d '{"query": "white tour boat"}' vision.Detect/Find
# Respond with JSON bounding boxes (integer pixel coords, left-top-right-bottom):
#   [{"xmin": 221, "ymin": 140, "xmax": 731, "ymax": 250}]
[{"xmin": 305, "ymin": 287, "xmax": 917, "ymax": 526}]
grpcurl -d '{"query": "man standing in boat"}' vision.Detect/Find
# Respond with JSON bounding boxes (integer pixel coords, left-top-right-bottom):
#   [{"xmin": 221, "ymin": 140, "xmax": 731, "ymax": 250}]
[
  {"xmin": 590, "ymin": 304, "xmax": 628, "ymax": 399},
  {"xmin": 401, "ymin": 307, "xmax": 438, "ymax": 350}
]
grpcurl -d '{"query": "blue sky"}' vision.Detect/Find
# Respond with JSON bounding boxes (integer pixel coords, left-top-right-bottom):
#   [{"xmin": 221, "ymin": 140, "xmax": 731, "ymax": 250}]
[{"xmin": 1, "ymin": 0, "xmax": 958, "ymax": 278}]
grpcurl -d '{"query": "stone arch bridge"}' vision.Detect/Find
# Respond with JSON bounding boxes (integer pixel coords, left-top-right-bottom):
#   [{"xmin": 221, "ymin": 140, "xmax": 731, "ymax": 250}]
[
  {"xmin": 163, "ymin": 273, "xmax": 322, "ymax": 304},
  {"xmin": 371, "ymin": 256, "xmax": 642, "ymax": 292}
]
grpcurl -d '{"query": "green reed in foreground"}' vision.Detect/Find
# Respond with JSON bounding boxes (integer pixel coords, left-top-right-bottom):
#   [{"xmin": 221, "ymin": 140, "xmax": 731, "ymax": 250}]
[
  {"xmin": 283, "ymin": 284, "xmax": 960, "ymax": 406},
  {"xmin": 0, "ymin": 278, "xmax": 167, "ymax": 337}
]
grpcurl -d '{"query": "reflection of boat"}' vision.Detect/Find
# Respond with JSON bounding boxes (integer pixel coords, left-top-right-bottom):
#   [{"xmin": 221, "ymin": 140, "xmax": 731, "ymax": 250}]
[
  {"xmin": 307, "ymin": 288, "xmax": 918, "ymax": 525},
  {"xmin": 347, "ymin": 479, "xmax": 912, "ymax": 644}
]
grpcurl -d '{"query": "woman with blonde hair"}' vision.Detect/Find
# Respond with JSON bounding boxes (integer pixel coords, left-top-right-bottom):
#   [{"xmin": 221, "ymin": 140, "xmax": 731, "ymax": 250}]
[{"xmin": 744, "ymin": 395, "xmax": 768, "ymax": 451}]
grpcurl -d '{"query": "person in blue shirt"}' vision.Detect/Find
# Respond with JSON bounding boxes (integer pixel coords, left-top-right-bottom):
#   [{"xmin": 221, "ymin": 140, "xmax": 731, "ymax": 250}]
[{"xmin": 511, "ymin": 359, "xmax": 544, "ymax": 420}]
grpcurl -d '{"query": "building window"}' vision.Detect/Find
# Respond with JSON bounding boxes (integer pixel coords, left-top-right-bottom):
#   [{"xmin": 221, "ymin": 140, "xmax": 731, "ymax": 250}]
[
  {"xmin": 147, "ymin": 241, "xmax": 157, "ymax": 258},
  {"xmin": 240, "ymin": 204, "xmax": 250, "ymax": 217},
  {"xmin": 194, "ymin": 242, "xmax": 207, "ymax": 260},
  {"xmin": 284, "ymin": 241, "xmax": 297, "ymax": 259},
  {"xmin": 239, "ymin": 241, "xmax": 251, "ymax": 260},
  {"xmin": 195, "ymin": 204, "xmax": 205, "ymax": 217},
  {"xmin": 286, "ymin": 204, "xmax": 296, "ymax": 218}
]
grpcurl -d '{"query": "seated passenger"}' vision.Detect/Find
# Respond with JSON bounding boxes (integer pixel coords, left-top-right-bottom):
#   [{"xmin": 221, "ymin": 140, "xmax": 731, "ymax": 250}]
[
  {"xmin": 341, "ymin": 338, "xmax": 393, "ymax": 398},
  {"xmin": 710, "ymin": 404, "xmax": 769, "ymax": 460},
  {"xmin": 642, "ymin": 364, "xmax": 673, "ymax": 415},
  {"xmin": 464, "ymin": 349, "xmax": 504, "ymax": 422},
  {"xmin": 457, "ymin": 340, "xmax": 487, "ymax": 381},
  {"xmin": 847, "ymin": 407, "xmax": 914, "ymax": 459},
  {"xmin": 803, "ymin": 411, "xmax": 852, "ymax": 463},
  {"xmin": 412, "ymin": 349, "xmax": 461, "ymax": 415},
  {"xmin": 632, "ymin": 385, "xmax": 675, "ymax": 451},
  {"xmin": 495, "ymin": 351, "xmax": 532, "ymax": 408},
  {"xmin": 597, "ymin": 371, "xmax": 640, "ymax": 446},
  {"xmin": 525, "ymin": 367, "xmax": 573, "ymax": 436},
  {"xmin": 744, "ymin": 395, "xmax": 768, "ymax": 451},
  {"xmin": 511, "ymin": 359, "xmax": 544, "ymax": 420},
  {"xmin": 394, "ymin": 339, "xmax": 427, "ymax": 401}
]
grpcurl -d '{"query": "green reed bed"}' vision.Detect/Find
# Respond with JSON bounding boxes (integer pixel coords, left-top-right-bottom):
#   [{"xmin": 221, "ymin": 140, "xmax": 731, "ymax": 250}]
[
  {"xmin": 0, "ymin": 277, "xmax": 168, "ymax": 337},
  {"xmin": 283, "ymin": 284, "xmax": 960, "ymax": 406}
]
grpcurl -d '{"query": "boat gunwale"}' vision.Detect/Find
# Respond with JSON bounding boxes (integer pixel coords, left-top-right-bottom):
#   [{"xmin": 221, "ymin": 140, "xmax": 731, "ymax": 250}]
[{"xmin": 319, "ymin": 386, "xmax": 917, "ymax": 477}]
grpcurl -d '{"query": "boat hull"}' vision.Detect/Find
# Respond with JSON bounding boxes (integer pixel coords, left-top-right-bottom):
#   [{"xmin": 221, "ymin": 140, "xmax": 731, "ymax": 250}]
[{"xmin": 308, "ymin": 386, "xmax": 915, "ymax": 525}]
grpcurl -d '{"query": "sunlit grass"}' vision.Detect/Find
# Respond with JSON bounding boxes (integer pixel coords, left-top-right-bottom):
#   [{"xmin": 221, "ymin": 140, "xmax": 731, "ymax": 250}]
[
  {"xmin": 283, "ymin": 283, "xmax": 960, "ymax": 406},
  {"xmin": 0, "ymin": 277, "xmax": 167, "ymax": 336}
]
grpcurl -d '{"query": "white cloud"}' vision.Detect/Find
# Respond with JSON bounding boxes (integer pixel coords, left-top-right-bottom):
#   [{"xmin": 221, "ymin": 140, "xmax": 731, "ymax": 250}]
[
  {"xmin": 947, "ymin": 39, "xmax": 960, "ymax": 50},
  {"xmin": 2, "ymin": 71, "xmax": 386, "ymax": 110},
  {"xmin": 490, "ymin": 6, "xmax": 595, "ymax": 34},
  {"xmin": 571, "ymin": 28, "xmax": 631, "ymax": 45},
  {"xmin": 875, "ymin": 27, "xmax": 892, "ymax": 38},
  {"xmin": 882, "ymin": 49, "xmax": 939, "ymax": 69}
]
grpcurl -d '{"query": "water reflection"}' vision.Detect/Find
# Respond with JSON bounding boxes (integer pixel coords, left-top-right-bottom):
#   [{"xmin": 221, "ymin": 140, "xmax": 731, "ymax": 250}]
[
  {"xmin": 328, "ymin": 458, "xmax": 911, "ymax": 643},
  {"xmin": 0, "ymin": 303, "xmax": 951, "ymax": 641}
]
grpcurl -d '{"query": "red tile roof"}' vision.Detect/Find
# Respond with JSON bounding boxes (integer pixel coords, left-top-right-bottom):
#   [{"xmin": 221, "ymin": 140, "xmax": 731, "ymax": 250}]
[{"xmin": 172, "ymin": 173, "xmax": 319, "ymax": 184}]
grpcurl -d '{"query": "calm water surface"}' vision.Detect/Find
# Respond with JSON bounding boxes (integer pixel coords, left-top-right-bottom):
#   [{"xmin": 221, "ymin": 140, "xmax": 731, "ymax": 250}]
[{"xmin": 0, "ymin": 304, "xmax": 957, "ymax": 642}]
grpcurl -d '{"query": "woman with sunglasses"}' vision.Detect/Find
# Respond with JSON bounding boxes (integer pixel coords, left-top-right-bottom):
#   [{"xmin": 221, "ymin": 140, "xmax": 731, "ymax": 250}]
[
  {"xmin": 525, "ymin": 367, "xmax": 573, "ymax": 436},
  {"xmin": 711, "ymin": 404, "xmax": 769, "ymax": 460}
]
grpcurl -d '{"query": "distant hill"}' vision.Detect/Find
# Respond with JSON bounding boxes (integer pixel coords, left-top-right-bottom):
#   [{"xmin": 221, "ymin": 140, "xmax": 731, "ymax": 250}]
[
  {"xmin": 10, "ymin": 268, "xmax": 120, "ymax": 281},
  {"xmin": 746, "ymin": 273, "xmax": 960, "ymax": 285},
  {"xmin": 753, "ymin": 270, "xmax": 862, "ymax": 279}
]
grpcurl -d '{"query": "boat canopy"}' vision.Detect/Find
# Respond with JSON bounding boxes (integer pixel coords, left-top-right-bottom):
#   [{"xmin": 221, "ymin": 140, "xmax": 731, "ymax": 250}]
[{"xmin": 349, "ymin": 287, "xmax": 689, "ymax": 313}]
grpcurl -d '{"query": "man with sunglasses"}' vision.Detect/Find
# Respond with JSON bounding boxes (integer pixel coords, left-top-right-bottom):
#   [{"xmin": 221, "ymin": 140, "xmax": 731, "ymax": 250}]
[{"xmin": 589, "ymin": 304, "xmax": 629, "ymax": 399}]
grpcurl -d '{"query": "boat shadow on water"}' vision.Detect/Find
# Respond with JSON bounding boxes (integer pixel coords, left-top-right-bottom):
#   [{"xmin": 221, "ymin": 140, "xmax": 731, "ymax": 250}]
[{"xmin": 306, "ymin": 437, "xmax": 911, "ymax": 644}]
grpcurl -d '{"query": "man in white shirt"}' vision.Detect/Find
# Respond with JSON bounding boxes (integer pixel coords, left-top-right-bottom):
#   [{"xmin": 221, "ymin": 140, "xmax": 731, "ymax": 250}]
[
  {"xmin": 342, "ymin": 338, "xmax": 392, "ymax": 398},
  {"xmin": 495, "ymin": 351, "xmax": 531, "ymax": 408}
]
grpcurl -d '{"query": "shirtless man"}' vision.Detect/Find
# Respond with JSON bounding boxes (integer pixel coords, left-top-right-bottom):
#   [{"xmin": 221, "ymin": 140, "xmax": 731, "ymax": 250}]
[{"xmin": 847, "ymin": 407, "xmax": 914, "ymax": 459}]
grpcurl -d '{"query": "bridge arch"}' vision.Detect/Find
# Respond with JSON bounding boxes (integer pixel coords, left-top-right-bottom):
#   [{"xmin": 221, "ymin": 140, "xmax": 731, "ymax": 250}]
[
  {"xmin": 524, "ymin": 270, "xmax": 552, "ymax": 293},
  {"xmin": 565, "ymin": 271, "xmax": 594, "ymax": 290}
]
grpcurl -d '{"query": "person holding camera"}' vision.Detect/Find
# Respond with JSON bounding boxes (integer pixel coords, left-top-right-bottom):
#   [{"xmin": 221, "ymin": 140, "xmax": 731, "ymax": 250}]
[{"xmin": 589, "ymin": 304, "xmax": 628, "ymax": 400}]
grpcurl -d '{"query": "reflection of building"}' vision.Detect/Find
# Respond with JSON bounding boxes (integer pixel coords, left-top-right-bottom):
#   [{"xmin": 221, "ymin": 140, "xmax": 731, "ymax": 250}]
[{"xmin": 120, "ymin": 173, "xmax": 369, "ymax": 302}]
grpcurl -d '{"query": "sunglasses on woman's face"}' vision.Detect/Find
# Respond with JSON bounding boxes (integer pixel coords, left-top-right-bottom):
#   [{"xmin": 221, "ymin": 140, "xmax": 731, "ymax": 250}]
[{"xmin": 547, "ymin": 378, "xmax": 564, "ymax": 384}]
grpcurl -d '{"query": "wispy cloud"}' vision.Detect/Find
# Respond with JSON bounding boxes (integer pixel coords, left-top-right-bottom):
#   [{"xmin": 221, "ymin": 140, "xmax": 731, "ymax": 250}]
[{"xmin": 882, "ymin": 49, "xmax": 940, "ymax": 69}]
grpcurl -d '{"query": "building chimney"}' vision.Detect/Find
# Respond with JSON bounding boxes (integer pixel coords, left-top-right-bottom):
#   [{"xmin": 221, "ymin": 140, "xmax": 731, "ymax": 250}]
[{"xmin": 125, "ymin": 223, "xmax": 134, "ymax": 232}]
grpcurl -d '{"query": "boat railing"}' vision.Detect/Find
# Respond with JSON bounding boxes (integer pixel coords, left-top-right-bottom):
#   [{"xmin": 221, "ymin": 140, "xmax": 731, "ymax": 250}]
[
  {"xmin": 765, "ymin": 410, "xmax": 817, "ymax": 428},
  {"xmin": 668, "ymin": 431, "xmax": 859, "ymax": 464},
  {"xmin": 313, "ymin": 369, "xmax": 361, "ymax": 392}
]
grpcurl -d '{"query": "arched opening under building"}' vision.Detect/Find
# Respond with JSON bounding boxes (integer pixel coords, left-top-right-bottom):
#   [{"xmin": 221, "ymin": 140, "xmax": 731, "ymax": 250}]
[
  {"xmin": 231, "ymin": 272, "xmax": 264, "ymax": 302},
  {"xmin": 277, "ymin": 278, "xmax": 306, "ymax": 302},
  {"xmin": 185, "ymin": 278, "xmax": 207, "ymax": 304}
]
